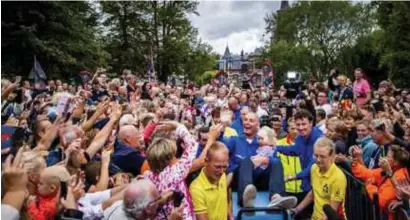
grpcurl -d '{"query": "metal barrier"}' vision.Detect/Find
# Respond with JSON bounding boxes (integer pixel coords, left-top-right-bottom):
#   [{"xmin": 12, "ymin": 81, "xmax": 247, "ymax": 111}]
[
  {"xmin": 340, "ymin": 167, "xmax": 376, "ymax": 220},
  {"xmin": 237, "ymin": 207, "xmax": 289, "ymax": 220},
  {"xmin": 394, "ymin": 207, "xmax": 410, "ymax": 220},
  {"xmin": 373, "ymin": 193, "xmax": 381, "ymax": 220}
]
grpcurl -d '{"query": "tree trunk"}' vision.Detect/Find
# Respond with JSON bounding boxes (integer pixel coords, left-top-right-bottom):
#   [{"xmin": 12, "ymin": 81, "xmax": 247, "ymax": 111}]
[{"xmin": 153, "ymin": 0, "xmax": 160, "ymax": 77}]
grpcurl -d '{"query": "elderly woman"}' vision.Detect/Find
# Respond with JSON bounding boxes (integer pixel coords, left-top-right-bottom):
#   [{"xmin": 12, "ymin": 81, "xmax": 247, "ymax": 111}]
[
  {"xmin": 143, "ymin": 122, "xmax": 198, "ymax": 220},
  {"xmin": 334, "ymin": 75, "xmax": 354, "ymax": 103}
]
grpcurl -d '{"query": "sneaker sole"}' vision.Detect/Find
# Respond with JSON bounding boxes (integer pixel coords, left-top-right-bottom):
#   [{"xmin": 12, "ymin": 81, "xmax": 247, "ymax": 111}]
[
  {"xmin": 242, "ymin": 185, "xmax": 257, "ymax": 208},
  {"xmin": 267, "ymin": 196, "xmax": 298, "ymax": 209}
]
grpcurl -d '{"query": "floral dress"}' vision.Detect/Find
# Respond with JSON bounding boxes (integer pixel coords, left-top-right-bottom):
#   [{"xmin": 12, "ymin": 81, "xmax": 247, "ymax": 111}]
[{"xmin": 143, "ymin": 125, "xmax": 198, "ymax": 220}]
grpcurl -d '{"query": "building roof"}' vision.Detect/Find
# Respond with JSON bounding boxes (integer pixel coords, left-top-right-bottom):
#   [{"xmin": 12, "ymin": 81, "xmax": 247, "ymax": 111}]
[
  {"xmin": 222, "ymin": 45, "xmax": 231, "ymax": 59},
  {"xmin": 280, "ymin": 0, "xmax": 289, "ymax": 10}
]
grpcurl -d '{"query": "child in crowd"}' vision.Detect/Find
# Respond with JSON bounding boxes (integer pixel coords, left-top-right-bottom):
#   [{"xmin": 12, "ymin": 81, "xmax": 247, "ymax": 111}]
[
  {"xmin": 254, "ymin": 126, "xmax": 276, "ymax": 170},
  {"xmin": 28, "ymin": 166, "xmax": 71, "ymax": 220}
]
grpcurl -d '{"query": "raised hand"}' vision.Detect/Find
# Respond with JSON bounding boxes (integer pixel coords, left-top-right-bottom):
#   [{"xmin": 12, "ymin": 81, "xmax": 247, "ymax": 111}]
[
  {"xmin": 111, "ymin": 102, "xmax": 123, "ymax": 121},
  {"xmin": 102, "ymin": 147, "xmax": 113, "ymax": 166},
  {"xmin": 95, "ymin": 100, "xmax": 110, "ymax": 116},
  {"xmin": 156, "ymin": 121, "xmax": 180, "ymax": 133},
  {"xmin": 335, "ymin": 153, "xmax": 349, "ymax": 163},
  {"xmin": 3, "ymin": 147, "xmax": 27, "ymax": 192},
  {"xmin": 169, "ymin": 204, "xmax": 186, "ymax": 220},
  {"xmin": 5, "ymin": 114, "xmax": 20, "ymax": 127},
  {"xmin": 378, "ymin": 157, "xmax": 392, "ymax": 175},
  {"xmin": 396, "ymin": 179, "xmax": 410, "ymax": 199},
  {"xmin": 349, "ymin": 145, "xmax": 363, "ymax": 158},
  {"xmin": 60, "ymin": 186, "xmax": 77, "ymax": 210},
  {"xmin": 208, "ymin": 124, "xmax": 224, "ymax": 142}
]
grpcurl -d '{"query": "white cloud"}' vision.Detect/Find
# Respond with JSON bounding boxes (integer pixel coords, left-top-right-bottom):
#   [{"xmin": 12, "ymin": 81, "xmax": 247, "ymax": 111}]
[{"xmin": 188, "ymin": 1, "xmax": 282, "ymax": 55}]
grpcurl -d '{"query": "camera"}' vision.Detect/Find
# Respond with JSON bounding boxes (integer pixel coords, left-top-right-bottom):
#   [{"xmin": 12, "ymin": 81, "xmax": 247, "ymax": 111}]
[
  {"xmin": 283, "ymin": 71, "xmax": 303, "ymax": 99},
  {"xmin": 260, "ymin": 115, "xmax": 272, "ymax": 128}
]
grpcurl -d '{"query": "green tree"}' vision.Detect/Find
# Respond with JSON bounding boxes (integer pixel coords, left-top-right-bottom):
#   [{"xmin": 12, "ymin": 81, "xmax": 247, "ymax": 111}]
[
  {"xmin": 264, "ymin": 1, "xmax": 375, "ymax": 81},
  {"xmin": 183, "ymin": 39, "xmax": 218, "ymax": 84},
  {"xmin": 2, "ymin": 1, "xmax": 103, "ymax": 79},
  {"xmin": 374, "ymin": 1, "xmax": 410, "ymax": 87},
  {"xmin": 100, "ymin": 1, "xmax": 151, "ymax": 74},
  {"xmin": 100, "ymin": 1, "xmax": 211, "ymax": 81}
]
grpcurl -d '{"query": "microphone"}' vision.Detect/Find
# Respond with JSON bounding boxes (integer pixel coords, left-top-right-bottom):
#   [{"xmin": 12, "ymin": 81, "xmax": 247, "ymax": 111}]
[{"xmin": 323, "ymin": 204, "xmax": 340, "ymax": 220}]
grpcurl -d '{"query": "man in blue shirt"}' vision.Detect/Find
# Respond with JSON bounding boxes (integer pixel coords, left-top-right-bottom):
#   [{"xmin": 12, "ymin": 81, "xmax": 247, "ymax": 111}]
[
  {"xmin": 273, "ymin": 109, "xmax": 323, "ymax": 217},
  {"xmin": 112, "ymin": 125, "xmax": 145, "ymax": 177},
  {"xmin": 220, "ymin": 112, "xmax": 292, "ymax": 208}
]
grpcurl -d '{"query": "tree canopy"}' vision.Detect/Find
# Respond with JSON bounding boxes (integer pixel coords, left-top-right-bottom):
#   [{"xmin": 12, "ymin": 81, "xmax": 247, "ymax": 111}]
[
  {"xmin": 2, "ymin": 1, "xmax": 217, "ymax": 82},
  {"xmin": 264, "ymin": 1, "xmax": 410, "ymax": 88}
]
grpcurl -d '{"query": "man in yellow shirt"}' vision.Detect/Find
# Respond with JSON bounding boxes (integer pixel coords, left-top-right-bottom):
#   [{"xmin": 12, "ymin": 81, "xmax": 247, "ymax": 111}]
[
  {"xmin": 292, "ymin": 137, "xmax": 347, "ymax": 220},
  {"xmin": 189, "ymin": 142, "xmax": 229, "ymax": 220}
]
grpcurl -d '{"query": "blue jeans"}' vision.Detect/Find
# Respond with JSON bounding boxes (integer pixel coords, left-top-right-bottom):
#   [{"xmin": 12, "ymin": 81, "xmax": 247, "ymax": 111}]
[{"xmin": 236, "ymin": 157, "xmax": 286, "ymax": 206}]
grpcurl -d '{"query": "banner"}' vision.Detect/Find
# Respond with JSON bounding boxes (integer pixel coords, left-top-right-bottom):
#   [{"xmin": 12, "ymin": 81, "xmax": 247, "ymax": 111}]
[{"xmin": 28, "ymin": 55, "xmax": 47, "ymax": 90}]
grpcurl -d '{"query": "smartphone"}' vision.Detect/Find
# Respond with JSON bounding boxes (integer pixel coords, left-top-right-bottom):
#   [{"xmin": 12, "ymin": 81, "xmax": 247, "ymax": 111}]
[
  {"xmin": 60, "ymin": 181, "xmax": 68, "ymax": 199},
  {"xmin": 172, "ymin": 190, "xmax": 184, "ymax": 207},
  {"xmin": 56, "ymin": 96, "xmax": 71, "ymax": 116},
  {"xmin": 15, "ymin": 76, "xmax": 22, "ymax": 84}
]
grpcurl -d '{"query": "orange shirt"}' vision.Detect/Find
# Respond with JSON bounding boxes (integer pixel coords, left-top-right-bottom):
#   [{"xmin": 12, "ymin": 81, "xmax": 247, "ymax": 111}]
[
  {"xmin": 351, "ymin": 162, "xmax": 409, "ymax": 220},
  {"xmin": 28, "ymin": 195, "xmax": 57, "ymax": 220}
]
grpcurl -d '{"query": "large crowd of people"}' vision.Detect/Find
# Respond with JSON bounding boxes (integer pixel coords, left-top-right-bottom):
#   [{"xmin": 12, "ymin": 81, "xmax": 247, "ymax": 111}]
[{"xmin": 1, "ymin": 67, "xmax": 410, "ymax": 220}]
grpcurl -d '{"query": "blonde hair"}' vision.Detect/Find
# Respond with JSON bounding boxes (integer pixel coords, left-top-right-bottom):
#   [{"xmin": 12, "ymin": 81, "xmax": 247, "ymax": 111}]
[
  {"xmin": 260, "ymin": 126, "xmax": 276, "ymax": 146},
  {"xmin": 42, "ymin": 166, "xmax": 71, "ymax": 183},
  {"xmin": 146, "ymin": 138, "xmax": 177, "ymax": 174},
  {"xmin": 206, "ymin": 142, "xmax": 229, "ymax": 159},
  {"xmin": 326, "ymin": 119, "xmax": 349, "ymax": 139},
  {"xmin": 314, "ymin": 137, "xmax": 336, "ymax": 156},
  {"xmin": 22, "ymin": 151, "xmax": 46, "ymax": 174}
]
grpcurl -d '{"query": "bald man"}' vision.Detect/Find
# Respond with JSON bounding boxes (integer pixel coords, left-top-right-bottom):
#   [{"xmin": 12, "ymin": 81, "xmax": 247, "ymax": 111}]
[
  {"xmin": 219, "ymin": 112, "xmax": 292, "ymax": 208},
  {"xmin": 104, "ymin": 179, "xmax": 158, "ymax": 220},
  {"xmin": 104, "ymin": 179, "xmax": 183, "ymax": 220},
  {"xmin": 112, "ymin": 125, "xmax": 145, "ymax": 176},
  {"xmin": 228, "ymin": 97, "xmax": 241, "ymax": 121}
]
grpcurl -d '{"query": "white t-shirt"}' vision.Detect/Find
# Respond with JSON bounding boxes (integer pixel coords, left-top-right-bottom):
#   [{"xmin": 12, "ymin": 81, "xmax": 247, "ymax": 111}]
[
  {"xmin": 216, "ymin": 98, "xmax": 227, "ymax": 108},
  {"xmin": 316, "ymin": 103, "xmax": 332, "ymax": 116},
  {"xmin": 1, "ymin": 204, "xmax": 20, "ymax": 220},
  {"xmin": 104, "ymin": 200, "xmax": 131, "ymax": 220},
  {"xmin": 257, "ymin": 106, "xmax": 269, "ymax": 118},
  {"xmin": 78, "ymin": 189, "xmax": 111, "ymax": 220}
]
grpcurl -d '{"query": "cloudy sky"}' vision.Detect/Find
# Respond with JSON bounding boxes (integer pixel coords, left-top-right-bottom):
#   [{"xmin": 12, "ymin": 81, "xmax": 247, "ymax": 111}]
[{"xmin": 188, "ymin": 1, "xmax": 283, "ymax": 55}]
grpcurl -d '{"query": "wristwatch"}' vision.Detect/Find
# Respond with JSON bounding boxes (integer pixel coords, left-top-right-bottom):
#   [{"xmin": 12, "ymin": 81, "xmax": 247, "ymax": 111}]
[{"xmin": 386, "ymin": 171, "xmax": 393, "ymax": 178}]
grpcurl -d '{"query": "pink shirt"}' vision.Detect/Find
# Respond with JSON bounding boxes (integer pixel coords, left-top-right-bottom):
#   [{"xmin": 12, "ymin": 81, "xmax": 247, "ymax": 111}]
[
  {"xmin": 143, "ymin": 125, "xmax": 198, "ymax": 220},
  {"xmin": 353, "ymin": 79, "xmax": 370, "ymax": 107}
]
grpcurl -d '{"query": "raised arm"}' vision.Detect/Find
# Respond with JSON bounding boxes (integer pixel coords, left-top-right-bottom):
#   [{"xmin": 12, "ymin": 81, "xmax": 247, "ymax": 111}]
[
  {"xmin": 85, "ymin": 103, "xmax": 122, "ymax": 159},
  {"xmin": 93, "ymin": 149, "xmax": 112, "ymax": 192},
  {"xmin": 81, "ymin": 101, "xmax": 110, "ymax": 132},
  {"xmin": 34, "ymin": 116, "xmax": 64, "ymax": 152},
  {"xmin": 2, "ymin": 148, "xmax": 27, "ymax": 213},
  {"xmin": 190, "ymin": 125, "xmax": 223, "ymax": 173},
  {"xmin": 1, "ymin": 82, "xmax": 18, "ymax": 100}
]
